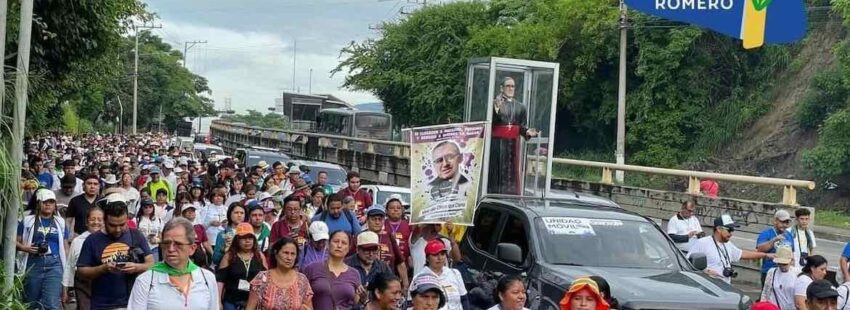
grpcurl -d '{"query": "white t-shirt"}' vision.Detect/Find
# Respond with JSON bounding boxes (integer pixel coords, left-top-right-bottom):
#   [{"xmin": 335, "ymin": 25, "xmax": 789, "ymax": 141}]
[
  {"xmin": 417, "ymin": 266, "xmax": 466, "ymax": 310},
  {"xmin": 794, "ymin": 274, "xmax": 814, "ymax": 297},
  {"xmin": 837, "ymin": 283, "xmax": 850, "ymax": 310},
  {"xmin": 224, "ymin": 193, "xmax": 244, "ymax": 209},
  {"xmin": 667, "ymin": 214, "xmax": 702, "ymax": 251},
  {"xmin": 792, "ymin": 227, "xmax": 817, "ymax": 269},
  {"xmin": 761, "ymin": 267, "xmax": 799, "ymax": 310},
  {"xmin": 411, "ymin": 237, "xmax": 452, "ymax": 278},
  {"xmin": 687, "ymin": 236, "xmax": 742, "ymax": 283},
  {"xmin": 202, "ymin": 203, "xmax": 227, "ymax": 243},
  {"xmin": 137, "ymin": 217, "xmax": 164, "ymax": 250}
]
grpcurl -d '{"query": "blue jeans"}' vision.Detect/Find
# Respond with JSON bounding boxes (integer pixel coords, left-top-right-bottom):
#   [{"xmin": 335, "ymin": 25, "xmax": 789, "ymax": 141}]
[
  {"xmin": 223, "ymin": 302, "xmax": 245, "ymax": 310},
  {"xmin": 23, "ymin": 255, "xmax": 63, "ymax": 310}
]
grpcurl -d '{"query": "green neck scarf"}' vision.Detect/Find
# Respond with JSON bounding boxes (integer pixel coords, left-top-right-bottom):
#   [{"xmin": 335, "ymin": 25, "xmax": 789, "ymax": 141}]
[{"xmin": 150, "ymin": 260, "xmax": 199, "ymax": 276}]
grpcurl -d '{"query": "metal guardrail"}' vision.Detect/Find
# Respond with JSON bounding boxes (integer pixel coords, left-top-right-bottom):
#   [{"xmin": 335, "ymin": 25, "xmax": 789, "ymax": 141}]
[
  {"xmin": 551, "ymin": 158, "xmax": 816, "ymax": 205},
  {"xmin": 210, "ymin": 120, "xmax": 410, "ymax": 157},
  {"xmin": 213, "ymin": 120, "xmax": 816, "ymax": 205}
]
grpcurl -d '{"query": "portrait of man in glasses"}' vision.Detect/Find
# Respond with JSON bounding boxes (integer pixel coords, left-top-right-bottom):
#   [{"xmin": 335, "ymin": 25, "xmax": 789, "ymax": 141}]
[{"xmin": 428, "ymin": 141, "xmax": 469, "ymax": 201}]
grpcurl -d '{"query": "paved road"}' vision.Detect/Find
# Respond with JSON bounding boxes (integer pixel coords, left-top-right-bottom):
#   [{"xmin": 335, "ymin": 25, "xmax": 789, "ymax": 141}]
[{"xmin": 731, "ymin": 230, "xmax": 846, "ymax": 269}]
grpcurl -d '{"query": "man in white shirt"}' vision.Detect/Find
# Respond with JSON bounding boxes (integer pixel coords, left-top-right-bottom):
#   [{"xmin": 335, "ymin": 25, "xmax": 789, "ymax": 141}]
[
  {"xmin": 688, "ymin": 215, "xmax": 773, "ymax": 283},
  {"xmin": 667, "ymin": 200, "xmax": 703, "ymax": 252},
  {"xmin": 760, "ymin": 246, "xmax": 798, "ymax": 309},
  {"xmin": 793, "ymin": 208, "xmax": 817, "ymax": 269},
  {"xmin": 161, "ymin": 160, "xmax": 178, "ymax": 200}
]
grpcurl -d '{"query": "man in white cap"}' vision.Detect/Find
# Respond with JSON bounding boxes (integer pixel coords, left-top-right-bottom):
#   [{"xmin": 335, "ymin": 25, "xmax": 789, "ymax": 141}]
[
  {"xmin": 687, "ymin": 215, "xmax": 773, "ymax": 283},
  {"xmin": 757, "ymin": 209, "xmax": 795, "ymax": 285},
  {"xmin": 161, "ymin": 160, "xmax": 178, "ymax": 199},
  {"xmin": 281, "ymin": 165, "xmax": 302, "ymax": 191},
  {"xmin": 299, "ymin": 221, "xmax": 330, "ymax": 270},
  {"xmin": 347, "ymin": 231, "xmax": 394, "ymax": 302}
]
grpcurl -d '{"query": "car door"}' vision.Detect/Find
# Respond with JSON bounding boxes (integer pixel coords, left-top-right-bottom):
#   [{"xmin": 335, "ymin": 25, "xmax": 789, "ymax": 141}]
[{"xmin": 461, "ymin": 203, "xmax": 505, "ymax": 273}]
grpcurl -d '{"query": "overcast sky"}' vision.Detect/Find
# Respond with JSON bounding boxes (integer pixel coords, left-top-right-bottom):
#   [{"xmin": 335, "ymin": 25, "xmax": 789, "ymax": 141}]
[{"xmin": 144, "ymin": 0, "xmax": 427, "ymax": 113}]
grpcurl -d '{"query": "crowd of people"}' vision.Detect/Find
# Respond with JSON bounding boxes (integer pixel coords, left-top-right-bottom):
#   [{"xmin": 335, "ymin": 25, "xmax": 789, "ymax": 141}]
[
  {"xmin": 668, "ymin": 199, "xmax": 848, "ymax": 310},
  {"xmin": 23, "ymin": 132, "xmax": 843, "ymax": 310},
  {"xmin": 15, "ymin": 133, "xmax": 625, "ymax": 310}
]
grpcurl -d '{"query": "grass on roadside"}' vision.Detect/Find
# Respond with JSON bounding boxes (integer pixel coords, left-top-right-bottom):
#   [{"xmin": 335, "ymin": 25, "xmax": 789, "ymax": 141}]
[{"xmin": 815, "ymin": 210, "xmax": 850, "ymax": 230}]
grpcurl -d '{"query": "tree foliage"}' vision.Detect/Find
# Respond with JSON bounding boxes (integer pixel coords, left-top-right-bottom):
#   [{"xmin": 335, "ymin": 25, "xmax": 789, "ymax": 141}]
[
  {"xmin": 221, "ymin": 110, "xmax": 287, "ymax": 129},
  {"xmin": 336, "ymin": 0, "xmax": 789, "ymax": 167},
  {"xmin": 0, "ymin": 1, "xmax": 213, "ymax": 134}
]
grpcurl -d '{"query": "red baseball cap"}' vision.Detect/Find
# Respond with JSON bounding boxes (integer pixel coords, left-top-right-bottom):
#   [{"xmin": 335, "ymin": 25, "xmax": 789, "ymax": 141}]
[{"xmin": 424, "ymin": 239, "xmax": 447, "ymax": 255}]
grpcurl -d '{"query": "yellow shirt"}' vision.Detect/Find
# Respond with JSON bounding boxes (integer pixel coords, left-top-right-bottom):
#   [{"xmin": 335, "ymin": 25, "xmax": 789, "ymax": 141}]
[{"xmin": 440, "ymin": 226, "xmax": 466, "ymax": 242}]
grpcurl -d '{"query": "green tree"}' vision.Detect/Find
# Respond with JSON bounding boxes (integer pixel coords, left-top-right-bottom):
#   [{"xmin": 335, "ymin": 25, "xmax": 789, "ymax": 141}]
[
  {"xmin": 1, "ymin": 0, "xmax": 149, "ymax": 132},
  {"xmin": 336, "ymin": 0, "xmax": 789, "ymax": 167},
  {"xmin": 103, "ymin": 31, "xmax": 214, "ymax": 132},
  {"xmin": 221, "ymin": 110, "xmax": 287, "ymax": 129}
]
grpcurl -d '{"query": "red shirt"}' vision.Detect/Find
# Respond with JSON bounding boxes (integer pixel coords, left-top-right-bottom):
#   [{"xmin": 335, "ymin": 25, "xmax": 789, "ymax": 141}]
[
  {"xmin": 337, "ymin": 187, "xmax": 373, "ymax": 214},
  {"xmin": 384, "ymin": 219, "xmax": 412, "ymax": 259},
  {"xmin": 270, "ymin": 220, "xmax": 309, "ymax": 249},
  {"xmin": 376, "ymin": 230, "xmax": 404, "ymax": 268}
]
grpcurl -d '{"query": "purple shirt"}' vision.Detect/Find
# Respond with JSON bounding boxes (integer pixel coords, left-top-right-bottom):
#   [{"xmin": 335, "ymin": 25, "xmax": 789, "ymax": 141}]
[
  {"xmin": 299, "ymin": 244, "xmax": 329, "ymax": 271},
  {"xmin": 302, "ymin": 261, "xmax": 361, "ymax": 310}
]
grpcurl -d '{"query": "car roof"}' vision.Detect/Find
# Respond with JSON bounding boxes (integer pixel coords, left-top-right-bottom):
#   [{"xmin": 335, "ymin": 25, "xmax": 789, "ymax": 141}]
[
  {"xmin": 193, "ymin": 143, "xmax": 222, "ymax": 149},
  {"xmin": 288, "ymin": 159, "xmax": 344, "ymax": 169},
  {"xmin": 244, "ymin": 149, "xmax": 287, "ymax": 156},
  {"xmin": 479, "ymin": 195, "xmax": 646, "ymax": 222},
  {"xmin": 365, "ymin": 185, "xmax": 410, "ymax": 192}
]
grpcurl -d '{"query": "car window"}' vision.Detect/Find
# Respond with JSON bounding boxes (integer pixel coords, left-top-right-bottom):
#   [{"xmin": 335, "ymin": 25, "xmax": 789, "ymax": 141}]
[
  {"xmin": 470, "ymin": 207, "xmax": 501, "ymax": 253},
  {"xmin": 496, "ymin": 214, "xmax": 529, "ymax": 264},
  {"xmin": 537, "ymin": 217, "xmax": 679, "ymax": 270}
]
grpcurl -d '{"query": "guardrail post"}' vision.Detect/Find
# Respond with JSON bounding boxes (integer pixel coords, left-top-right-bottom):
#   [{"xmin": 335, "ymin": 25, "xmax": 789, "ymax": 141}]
[
  {"xmin": 782, "ymin": 185, "xmax": 798, "ymax": 206},
  {"xmin": 687, "ymin": 176, "xmax": 701, "ymax": 194},
  {"xmin": 367, "ymin": 143, "xmax": 375, "ymax": 154},
  {"xmin": 601, "ymin": 167, "xmax": 613, "ymax": 185}
]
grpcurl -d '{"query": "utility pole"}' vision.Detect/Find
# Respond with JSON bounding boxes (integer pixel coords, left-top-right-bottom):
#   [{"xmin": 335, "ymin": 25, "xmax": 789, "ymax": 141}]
[
  {"xmin": 4, "ymin": 0, "xmax": 33, "ymax": 286},
  {"xmin": 132, "ymin": 22, "xmax": 162, "ymax": 135},
  {"xmin": 0, "ymin": 0, "xmax": 9, "ymax": 284},
  {"xmin": 183, "ymin": 40, "xmax": 207, "ymax": 68},
  {"xmin": 615, "ymin": 0, "xmax": 628, "ymax": 183},
  {"xmin": 0, "ymin": 0, "xmax": 7, "ymax": 118},
  {"xmin": 116, "ymin": 96, "xmax": 124, "ymax": 134},
  {"xmin": 182, "ymin": 40, "xmax": 207, "ymax": 134},
  {"xmin": 308, "ymin": 68, "xmax": 313, "ymax": 94},
  {"xmin": 292, "ymin": 39, "xmax": 297, "ymax": 93}
]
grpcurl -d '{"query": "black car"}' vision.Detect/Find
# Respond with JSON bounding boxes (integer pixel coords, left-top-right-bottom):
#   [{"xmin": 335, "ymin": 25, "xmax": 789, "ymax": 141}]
[
  {"xmin": 233, "ymin": 147, "xmax": 291, "ymax": 169},
  {"xmin": 461, "ymin": 195, "xmax": 752, "ymax": 310}
]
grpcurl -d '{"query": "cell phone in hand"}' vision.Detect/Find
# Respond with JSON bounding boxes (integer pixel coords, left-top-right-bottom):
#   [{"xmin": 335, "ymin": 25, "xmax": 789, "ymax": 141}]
[{"xmin": 115, "ymin": 262, "xmax": 127, "ymax": 268}]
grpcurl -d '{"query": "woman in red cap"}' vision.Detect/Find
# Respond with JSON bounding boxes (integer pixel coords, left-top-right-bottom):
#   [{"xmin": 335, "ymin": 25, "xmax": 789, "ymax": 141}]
[
  {"xmin": 414, "ymin": 238, "xmax": 468, "ymax": 310},
  {"xmin": 559, "ymin": 277, "xmax": 610, "ymax": 310}
]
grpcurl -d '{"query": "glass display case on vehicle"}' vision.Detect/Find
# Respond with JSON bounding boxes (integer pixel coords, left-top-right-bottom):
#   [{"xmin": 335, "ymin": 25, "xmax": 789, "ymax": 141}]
[{"xmin": 464, "ymin": 57, "xmax": 559, "ymax": 199}]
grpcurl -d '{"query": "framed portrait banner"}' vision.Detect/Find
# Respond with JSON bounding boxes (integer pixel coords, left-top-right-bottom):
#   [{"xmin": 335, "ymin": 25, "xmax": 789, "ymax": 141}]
[{"xmin": 409, "ymin": 122, "xmax": 486, "ymax": 225}]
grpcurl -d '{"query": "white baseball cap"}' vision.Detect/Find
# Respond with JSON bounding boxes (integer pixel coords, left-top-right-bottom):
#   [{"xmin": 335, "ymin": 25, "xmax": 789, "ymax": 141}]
[
  {"xmin": 36, "ymin": 189, "xmax": 56, "ymax": 202},
  {"xmin": 775, "ymin": 209, "xmax": 791, "ymax": 221},
  {"xmin": 357, "ymin": 231, "xmax": 380, "ymax": 247},
  {"xmin": 309, "ymin": 221, "xmax": 329, "ymax": 241}
]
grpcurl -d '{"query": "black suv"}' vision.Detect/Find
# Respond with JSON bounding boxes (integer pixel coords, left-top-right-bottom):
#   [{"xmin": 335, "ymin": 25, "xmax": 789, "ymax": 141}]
[{"xmin": 461, "ymin": 195, "xmax": 752, "ymax": 310}]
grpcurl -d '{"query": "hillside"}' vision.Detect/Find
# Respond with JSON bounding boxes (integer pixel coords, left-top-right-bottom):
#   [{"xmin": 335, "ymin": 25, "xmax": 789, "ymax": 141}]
[{"xmin": 694, "ymin": 17, "xmax": 848, "ymax": 208}]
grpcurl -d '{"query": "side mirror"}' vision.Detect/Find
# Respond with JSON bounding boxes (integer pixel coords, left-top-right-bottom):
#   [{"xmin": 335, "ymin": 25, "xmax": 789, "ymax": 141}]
[
  {"xmin": 496, "ymin": 243, "xmax": 523, "ymax": 265},
  {"xmin": 688, "ymin": 253, "xmax": 708, "ymax": 271}
]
